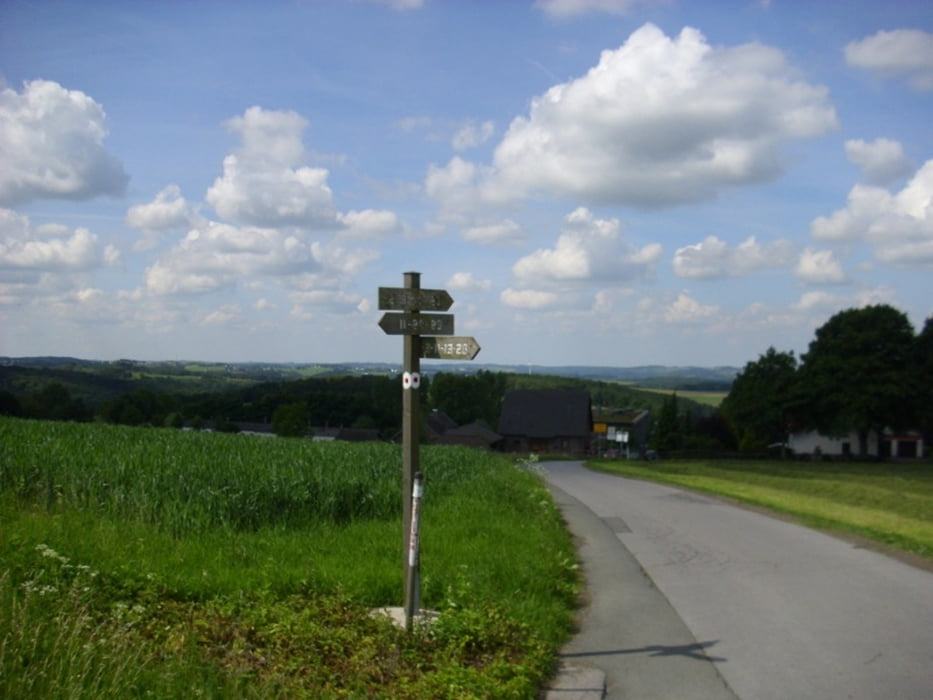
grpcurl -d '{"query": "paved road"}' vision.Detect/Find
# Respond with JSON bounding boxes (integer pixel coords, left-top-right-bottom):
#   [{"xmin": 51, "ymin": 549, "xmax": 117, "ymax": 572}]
[{"xmin": 543, "ymin": 461, "xmax": 933, "ymax": 700}]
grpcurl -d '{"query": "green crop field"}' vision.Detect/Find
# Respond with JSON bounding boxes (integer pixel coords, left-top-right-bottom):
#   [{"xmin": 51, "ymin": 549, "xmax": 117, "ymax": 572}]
[
  {"xmin": 632, "ymin": 386, "xmax": 727, "ymax": 407},
  {"xmin": 589, "ymin": 458, "xmax": 933, "ymax": 561},
  {"xmin": 1, "ymin": 418, "xmax": 578, "ymax": 698}
]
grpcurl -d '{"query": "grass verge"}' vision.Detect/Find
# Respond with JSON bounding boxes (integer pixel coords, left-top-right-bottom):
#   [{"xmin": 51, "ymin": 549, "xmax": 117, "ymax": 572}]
[{"xmin": 588, "ymin": 458, "xmax": 933, "ymax": 560}]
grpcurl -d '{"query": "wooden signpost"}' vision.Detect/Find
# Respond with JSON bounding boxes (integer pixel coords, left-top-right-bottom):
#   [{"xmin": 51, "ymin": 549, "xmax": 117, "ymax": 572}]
[{"xmin": 378, "ymin": 272, "xmax": 481, "ymax": 630}]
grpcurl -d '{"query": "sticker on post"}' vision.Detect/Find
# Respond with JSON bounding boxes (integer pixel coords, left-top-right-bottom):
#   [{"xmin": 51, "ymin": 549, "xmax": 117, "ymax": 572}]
[{"xmin": 402, "ymin": 371, "xmax": 421, "ymax": 390}]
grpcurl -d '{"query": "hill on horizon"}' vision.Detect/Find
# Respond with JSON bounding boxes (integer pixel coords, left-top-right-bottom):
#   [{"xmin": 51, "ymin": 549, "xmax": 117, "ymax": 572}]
[{"xmin": 2, "ymin": 355, "xmax": 737, "ymax": 383}]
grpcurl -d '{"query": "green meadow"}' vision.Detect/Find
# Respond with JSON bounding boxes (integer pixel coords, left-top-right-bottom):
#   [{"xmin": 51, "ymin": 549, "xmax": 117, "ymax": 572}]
[
  {"xmin": 632, "ymin": 386, "xmax": 727, "ymax": 407},
  {"xmin": 1, "ymin": 418, "xmax": 578, "ymax": 698}
]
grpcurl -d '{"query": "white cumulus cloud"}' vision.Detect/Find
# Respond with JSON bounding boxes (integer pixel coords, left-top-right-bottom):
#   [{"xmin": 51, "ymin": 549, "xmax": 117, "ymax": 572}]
[
  {"xmin": 462, "ymin": 219, "xmax": 524, "ymax": 247},
  {"xmin": 844, "ymin": 138, "xmax": 913, "ymax": 184},
  {"xmin": 534, "ymin": 0, "xmax": 648, "ymax": 19},
  {"xmin": 424, "ymin": 156, "xmax": 485, "ymax": 217},
  {"xmin": 793, "ymin": 290, "xmax": 840, "ymax": 311},
  {"xmin": 845, "ymin": 29, "xmax": 933, "ymax": 91},
  {"xmin": 201, "ymin": 304, "xmax": 243, "ymax": 326},
  {"xmin": 126, "ymin": 185, "xmax": 194, "ymax": 231},
  {"xmin": 126, "ymin": 184, "xmax": 196, "ymax": 250},
  {"xmin": 144, "ymin": 221, "xmax": 317, "ymax": 295},
  {"xmin": 205, "ymin": 106, "xmax": 337, "ymax": 228},
  {"xmin": 664, "ymin": 291, "xmax": 719, "ymax": 323},
  {"xmin": 512, "ymin": 207, "xmax": 661, "ymax": 287},
  {"xmin": 369, "ymin": 0, "xmax": 426, "ymax": 10},
  {"xmin": 452, "ymin": 120, "xmax": 495, "ymax": 151},
  {"xmin": 336, "ymin": 209, "xmax": 401, "ymax": 239},
  {"xmin": 288, "ymin": 288, "xmax": 367, "ymax": 316},
  {"xmin": 794, "ymin": 248, "xmax": 847, "ymax": 285},
  {"xmin": 810, "ymin": 159, "xmax": 933, "ymax": 266},
  {"xmin": 474, "ymin": 23, "xmax": 837, "ymax": 209},
  {"xmin": 500, "ymin": 287, "xmax": 558, "ymax": 309},
  {"xmin": 0, "ymin": 208, "xmax": 119, "ymax": 278},
  {"xmin": 0, "ymin": 79, "xmax": 128, "ymax": 206},
  {"xmin": 673, "ymin": 235, "xmax": 794, "ymax": 279},
  {"xmin": 446, "ymin": 271, "xmax": 491, "ymax": 292}
]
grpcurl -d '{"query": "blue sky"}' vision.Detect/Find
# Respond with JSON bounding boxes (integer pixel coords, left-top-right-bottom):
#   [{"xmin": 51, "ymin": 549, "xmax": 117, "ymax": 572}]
[{"xmin": 2, "ymin": 0, "xmax": 931, "ymax": 367}]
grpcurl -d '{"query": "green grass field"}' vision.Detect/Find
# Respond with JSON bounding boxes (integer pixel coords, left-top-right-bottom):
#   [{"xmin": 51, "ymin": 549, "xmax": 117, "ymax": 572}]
[
  {"xmin": 1, "ymin": 418, "xmax": 577, "ymax": 698},
  {"xmin": 632, "ymin": 386, "xmax": 727, "ymax": 407},
  {"xmin": 589, "ymin": 458, "xmax": 933, "ymax": 560}
]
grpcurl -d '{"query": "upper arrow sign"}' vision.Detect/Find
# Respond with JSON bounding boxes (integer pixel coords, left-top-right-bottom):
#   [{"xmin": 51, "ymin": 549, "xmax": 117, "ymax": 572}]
[
  {"xmin": 379, "ymin": 312, "xmax": 454, "ymax": 335},
  {"xmin": 379, "ymin": 287, "xmax": 453, "ymax": 312},
  {"xmin": 420, "ymin": 336, "xmax": 481, "ymax": 360}
]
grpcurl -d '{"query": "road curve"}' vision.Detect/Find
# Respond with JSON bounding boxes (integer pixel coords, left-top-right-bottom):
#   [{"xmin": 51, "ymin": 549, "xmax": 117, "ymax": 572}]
[{"xmin": 542, "ymin": 461, "xmax": 933, "ymax": 700}]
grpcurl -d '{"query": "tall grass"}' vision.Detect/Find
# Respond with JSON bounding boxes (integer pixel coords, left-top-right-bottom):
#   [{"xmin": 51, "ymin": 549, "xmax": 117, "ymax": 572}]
[
  {"xmin": 1, "ymin": 417, "xmax": 578, "ymax": 697},
  {"xmin": 2, "ymin": 419, "xmax": 406, "ymax": 533}
]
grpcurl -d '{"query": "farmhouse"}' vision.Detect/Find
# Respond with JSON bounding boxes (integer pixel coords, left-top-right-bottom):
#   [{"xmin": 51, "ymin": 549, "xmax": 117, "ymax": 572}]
[
  {"xmin": 789, "ymin": 429, "xmax": 925, "ymax": 459},
  {"xmin": 497, "ymin": 389, "xmax": 592, "ymax": 455}
]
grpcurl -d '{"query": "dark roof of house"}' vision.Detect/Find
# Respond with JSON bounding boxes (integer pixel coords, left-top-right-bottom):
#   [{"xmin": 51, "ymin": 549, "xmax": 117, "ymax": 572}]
[
  {"xmin": 593, "ymin": 408, "xmax": 650, "ymax": 426},
  {"xmin": 312, "ymin": 426, "xmax": 380, "ymax": 442},
  {"xmin": 497, "ymin": 389, "xmax": 592, "ymax": 438},
  {"xmin": 426, "ymin": 410, "xmax": 458, "ymax": 437},
  {"xmin": 446, "ymin": 421, "xmax": 501, "ymax": 444},
  {"xmin": 235, "ymin": 422, "xmax": 276, "ymax": 434}
]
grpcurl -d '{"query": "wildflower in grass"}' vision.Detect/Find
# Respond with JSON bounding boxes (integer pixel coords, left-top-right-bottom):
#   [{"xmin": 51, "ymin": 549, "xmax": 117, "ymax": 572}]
[
  {"xmin": 21, "ymin": 580, "xmax": 58, "ymax": 596},
  {"xmin": 36, "ymin": 543, "xmax": 69, "ymax": 564}
]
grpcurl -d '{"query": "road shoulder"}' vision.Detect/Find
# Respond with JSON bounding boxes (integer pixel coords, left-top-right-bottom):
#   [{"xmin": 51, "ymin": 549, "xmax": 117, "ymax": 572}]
[{"xmin": 542, "ymin": 478, "xmax": 738, "ymax": 699}]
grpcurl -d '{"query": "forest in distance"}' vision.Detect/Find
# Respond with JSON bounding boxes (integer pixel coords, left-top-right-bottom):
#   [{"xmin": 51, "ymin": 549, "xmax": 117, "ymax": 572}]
[
  {"xmin": 0, "ymin": 355, "xmax": 737, "ymax": 388},
  {"xmin": 0, "ymin": 357, "xmax": 708, "ymax": 442}
]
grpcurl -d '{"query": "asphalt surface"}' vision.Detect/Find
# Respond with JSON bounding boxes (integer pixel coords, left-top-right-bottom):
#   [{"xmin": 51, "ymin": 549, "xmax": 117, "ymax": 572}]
[{"xmin": 541, "ymin": 461, "xmax": 933, "ymax": 700}]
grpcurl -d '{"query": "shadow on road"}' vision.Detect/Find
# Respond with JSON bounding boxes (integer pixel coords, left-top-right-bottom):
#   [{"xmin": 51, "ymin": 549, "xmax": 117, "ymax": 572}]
[{"xmin": 561, "ymin": 640, "xmax": 726, "ymax": 663}]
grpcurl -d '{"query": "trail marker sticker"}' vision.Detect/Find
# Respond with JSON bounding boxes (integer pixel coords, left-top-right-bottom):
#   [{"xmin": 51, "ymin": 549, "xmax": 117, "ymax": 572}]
[{"xmin": 402, "ymin": 371, "xmax": 421, "ymax": 390}]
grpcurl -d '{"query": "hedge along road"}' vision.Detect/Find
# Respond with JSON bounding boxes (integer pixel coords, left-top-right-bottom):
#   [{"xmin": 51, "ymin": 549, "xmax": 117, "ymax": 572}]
[{"xmin": 542, "ymin": 461, "xmax": 933, "ymax": 700}]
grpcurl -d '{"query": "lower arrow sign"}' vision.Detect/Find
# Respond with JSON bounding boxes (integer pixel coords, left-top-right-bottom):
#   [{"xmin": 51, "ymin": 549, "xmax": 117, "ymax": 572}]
[{"xmin": 420, "ymin": 336, "xmax": 481, "ymax": 360}]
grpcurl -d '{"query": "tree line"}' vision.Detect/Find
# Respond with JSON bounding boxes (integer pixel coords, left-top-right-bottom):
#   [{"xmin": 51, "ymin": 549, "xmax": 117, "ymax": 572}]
[
  {"xmin": 1, "ymin": 364, "xmax": 685, "ymax": 441},
  {"xmin": 720, "ymin": 304, "xmax": 932, "ymax": 457}
]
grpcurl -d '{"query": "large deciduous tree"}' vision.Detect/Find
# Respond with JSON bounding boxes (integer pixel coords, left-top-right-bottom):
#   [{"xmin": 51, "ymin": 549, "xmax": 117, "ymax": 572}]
[
  {"xmin": 797, "ymin": 304, "xmax": 916, "ymax": 456},
  {"xmin": 916, "ymin": 316, "xmax": 933, "ymax": 442},
  {"xmin": 272, "ymin": 401, "xmax": 309, "ymax": 438},
  {"xmin": 652, "ymin": 392, "xmax": 683, "ymax": 451},
  {"xmin": 428, "ymin": 370, "xmax": 506, "ymax": 426},
  {"xmin": 721, "ymin": 347, "xmax": 798, "ymax": 452}
]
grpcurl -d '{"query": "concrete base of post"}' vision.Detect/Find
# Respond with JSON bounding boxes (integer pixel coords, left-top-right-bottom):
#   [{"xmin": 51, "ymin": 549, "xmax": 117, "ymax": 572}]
[{"xmin": 371, "ymin": 606, "xmax": 439, "ymax": 630}]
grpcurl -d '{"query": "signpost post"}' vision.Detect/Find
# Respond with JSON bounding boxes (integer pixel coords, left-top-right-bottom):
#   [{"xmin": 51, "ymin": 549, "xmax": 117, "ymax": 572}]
[{"xmin": 378, "ymin": 273, "xmax": 481, "ymax": 629}]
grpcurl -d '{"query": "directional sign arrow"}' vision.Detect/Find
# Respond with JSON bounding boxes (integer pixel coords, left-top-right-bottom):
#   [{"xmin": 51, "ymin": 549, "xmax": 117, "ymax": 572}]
[
  {"xmin": 378, "ymin": 312, "xmax": 455, "ymax": 336},
  {"xmin": 379, "ymin": 287, "xmax": 454, "ymax": 312},
  {"xmin": 420, "ymin": 336, "xmax": 481, "ymax": 360}
]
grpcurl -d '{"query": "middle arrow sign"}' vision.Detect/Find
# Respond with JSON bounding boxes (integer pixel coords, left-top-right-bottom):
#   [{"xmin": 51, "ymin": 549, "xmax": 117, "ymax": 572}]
[{"xmin": 378, "ymin": 312, "xmax": 454, "ymax": 336}]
